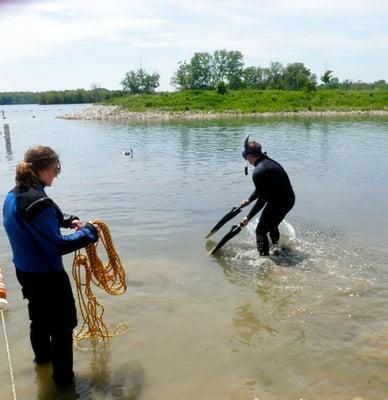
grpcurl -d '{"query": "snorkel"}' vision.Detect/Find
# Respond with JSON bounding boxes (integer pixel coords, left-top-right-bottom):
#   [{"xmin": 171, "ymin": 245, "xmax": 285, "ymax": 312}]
[
  {"xmin": 242, "ymin": 134, "xmax": 250, "ymax": 175},
  {"xmin": 242, "ymin": 134, "xmax": 265, "ymax": 175}
]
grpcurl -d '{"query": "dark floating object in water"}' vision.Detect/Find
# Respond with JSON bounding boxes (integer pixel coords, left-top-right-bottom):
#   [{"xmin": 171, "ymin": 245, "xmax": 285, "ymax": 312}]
[
  {"xmin": 210, "ymin": 223, "xmax": 244, "ymax": 255},
  {"xmin": 122, "ymin": 149, "xmax": 134, "ymax": 157},
  {"xmin": 205, "ymin": 205, "xmax": 242, "ymax": 239}
]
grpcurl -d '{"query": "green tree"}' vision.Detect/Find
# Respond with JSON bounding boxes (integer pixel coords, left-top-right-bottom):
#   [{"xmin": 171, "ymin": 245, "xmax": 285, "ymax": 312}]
[
  {"xmin": 320, "ymin": 70, "xmax": 341, "ymax": 89},
  {"xmin": 373, "ymin": 79, "xmax": 387, "ymax": 88},
  {"xmin": 171, "ymin": 61, "xmax": 191, "ymax": 90},
  {"xmin": 172, "ymin": 49, "xmax": 244, "ymax": 90},
  {"xmin": 243, "ymin": 66, "xmax": 267, "ymax": 89},
  {"xmin": 328, "ymin": 77, "xmax": 340, "ymax": 88},
  {"xmin": 266, "ymin": 62, "xmax": 284, "ymax": 89},
  {"xmin": 189, "ymin": 52, "xmax": 214, "ymax": 89},
  {"xmin": 39, "ymin": 92, "xmax": 48, "ymax": 105},
  {"xmin": 341, "ymin": 79, "xmax": 352, "ymax": 89},
  {"xmin": 90, "ymin": 83, "xmax": 102, "ymax": 102},
  {"xmin": 320, "ymin": 70, "xmax": 334, "ymax": 86},
  {"xmin": 74, "ymin": 89, "xmax": 86, "ymax": 103},
  {"xmin": 283, "ymin": 63, "xmax": 316, "ymax": 90},
  {"xmin": 42, "ymin": 91, "xmax": 64, "ymax": 104},
  {"xmin": 171, "ymin": 52, "xmax": 213, "ymax": 90},
  {"xmin": 121, "ymin": 68, "xmax": 160, "ymax": 93},
  {"xmin": 213, "ymin": 50, "xmax": 244, "ymax": 89}
]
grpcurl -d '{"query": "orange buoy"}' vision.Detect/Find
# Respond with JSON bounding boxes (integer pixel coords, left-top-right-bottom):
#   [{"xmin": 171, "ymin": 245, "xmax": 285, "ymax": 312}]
[{"xmin": 0, "ymin": 265, "xmax": 8, "ymax": 311}]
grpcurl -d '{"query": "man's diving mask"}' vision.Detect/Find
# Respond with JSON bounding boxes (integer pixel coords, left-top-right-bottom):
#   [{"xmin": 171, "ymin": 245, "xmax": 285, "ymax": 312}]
[{"xmin": 242, "ymin": 134, "xmax": 263, "ymax": 175}]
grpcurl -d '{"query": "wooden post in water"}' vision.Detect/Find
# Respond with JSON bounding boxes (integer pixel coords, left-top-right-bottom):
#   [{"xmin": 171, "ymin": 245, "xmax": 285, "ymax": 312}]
[{"xmin": 4, "ymin": 124, "xmax": 12, "ymax": 154}]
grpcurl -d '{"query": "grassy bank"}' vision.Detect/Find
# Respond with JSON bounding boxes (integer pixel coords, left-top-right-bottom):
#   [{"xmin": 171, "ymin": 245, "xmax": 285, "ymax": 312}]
[{"xmin": 105, "ymin": 89, "xmax": 388, "ymax": 113}]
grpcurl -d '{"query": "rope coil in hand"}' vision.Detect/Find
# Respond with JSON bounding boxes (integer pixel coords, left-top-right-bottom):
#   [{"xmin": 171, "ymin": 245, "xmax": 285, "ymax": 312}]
[{"xmin": 72, "ymin": 220, "xmax": 127, "ymax": 349}]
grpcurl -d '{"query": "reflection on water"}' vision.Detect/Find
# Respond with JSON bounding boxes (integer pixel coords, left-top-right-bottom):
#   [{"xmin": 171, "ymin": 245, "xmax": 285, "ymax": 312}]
[
  {"xmin": 33, "ymin": 344, "xmax": 144, "ymax": 400},
  {"xmin": 0, "ymin": 105, "xmax": 388, "ymax": 399},
  {"xmin": 233, "ymin": 302, "xmax": 280, "ymax": 345}
]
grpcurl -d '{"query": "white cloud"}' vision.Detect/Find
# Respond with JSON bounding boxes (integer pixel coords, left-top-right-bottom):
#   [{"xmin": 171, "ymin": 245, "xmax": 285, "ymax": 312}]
[
  {"xmin": 0, "ymin": 0, "xmax": 387, "ymax": 90},
  {"xmin": 1, "ymin": 5, "xmax": 180, "ymax": 58},
  {"xmin": 2, "ymin": 0, "xmax": 387, "ymax": 59}
]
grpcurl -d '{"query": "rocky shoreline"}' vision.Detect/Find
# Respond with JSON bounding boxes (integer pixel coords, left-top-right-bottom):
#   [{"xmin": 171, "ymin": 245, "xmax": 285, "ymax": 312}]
[{"xmin": 57, "ymin": 104, "xmax": 388, "ymax": 122}]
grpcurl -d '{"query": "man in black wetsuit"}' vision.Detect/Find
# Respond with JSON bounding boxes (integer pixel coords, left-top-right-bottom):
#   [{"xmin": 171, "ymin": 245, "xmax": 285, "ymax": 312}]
[{"xmin": 240, "ymin": 135, "xmax": 295, "ymax": 256}]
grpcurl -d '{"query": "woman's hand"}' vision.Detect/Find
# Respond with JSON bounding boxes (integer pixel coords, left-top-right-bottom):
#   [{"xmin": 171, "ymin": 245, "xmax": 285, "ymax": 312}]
[
  {"xmin": 88, "ymin": 221, "xmax": 99, "ymax": 230},
  {"xmin": 71, "ymin": 219, "xmax": 84, "ymax": 230}
]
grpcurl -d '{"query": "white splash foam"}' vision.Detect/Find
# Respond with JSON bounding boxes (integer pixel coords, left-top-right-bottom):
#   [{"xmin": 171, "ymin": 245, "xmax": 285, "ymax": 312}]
[{"xmin": 246, "ymin": 219, "xmax": 296, "ymax": 250}]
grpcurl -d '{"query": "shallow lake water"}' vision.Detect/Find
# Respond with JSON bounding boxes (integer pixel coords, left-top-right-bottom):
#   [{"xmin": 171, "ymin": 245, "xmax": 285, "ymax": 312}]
[{"xmin": 0, "ymin": 104, "xmax": 387, "ymax": 399}]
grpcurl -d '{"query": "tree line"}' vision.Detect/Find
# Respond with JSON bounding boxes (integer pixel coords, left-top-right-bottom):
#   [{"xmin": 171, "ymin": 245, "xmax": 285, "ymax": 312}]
[
  {"xmin": 122, "ymin": 49, "xmax": 387, "ymax": 93},
  {"xmin": 0, "ymin": 88, "xmax": 124, "ymax": 105},
  {"xmin": 1, "ymin": 49, "xmax": 387, "ymax": 104}
]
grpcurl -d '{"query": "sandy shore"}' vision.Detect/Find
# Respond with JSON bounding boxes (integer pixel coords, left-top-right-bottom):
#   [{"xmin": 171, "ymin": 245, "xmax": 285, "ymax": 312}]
[{"xmin": 57, "ymin": 104, "xmax": 388, "ymax": 122}]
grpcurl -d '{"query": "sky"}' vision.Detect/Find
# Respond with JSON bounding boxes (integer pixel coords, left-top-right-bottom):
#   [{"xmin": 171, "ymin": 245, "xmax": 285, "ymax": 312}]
[{"xmin": 0, "ymin": 0, "xmax": 387, "ymax": 92}]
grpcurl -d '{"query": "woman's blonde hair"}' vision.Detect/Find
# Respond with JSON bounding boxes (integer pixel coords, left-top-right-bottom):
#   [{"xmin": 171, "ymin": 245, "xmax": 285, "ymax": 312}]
[{"xmin": 16, "ymin": 146, "xmax": 60, "ymax": 187}]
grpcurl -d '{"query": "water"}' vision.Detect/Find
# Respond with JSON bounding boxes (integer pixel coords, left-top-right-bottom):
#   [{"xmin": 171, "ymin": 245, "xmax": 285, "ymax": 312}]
[{"xmin": 0, "ymin": 104, "xmax": 387, "ymax": 399}]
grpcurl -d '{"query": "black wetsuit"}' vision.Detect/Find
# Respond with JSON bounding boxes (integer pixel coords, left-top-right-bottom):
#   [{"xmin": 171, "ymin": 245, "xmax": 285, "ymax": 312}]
[{"xmin": 246, "ymin": 154, "xmax": 295, "ymax": 255}]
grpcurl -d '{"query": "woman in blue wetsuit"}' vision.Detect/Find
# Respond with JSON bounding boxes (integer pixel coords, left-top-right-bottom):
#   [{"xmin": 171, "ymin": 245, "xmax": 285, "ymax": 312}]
[
  {"xmin": 3, "ymin": 146, "xmax": 98, "ymax": 386},
  {"xmin": 240, "ymin": 136, "xmax": 295, "ymax": 256}
]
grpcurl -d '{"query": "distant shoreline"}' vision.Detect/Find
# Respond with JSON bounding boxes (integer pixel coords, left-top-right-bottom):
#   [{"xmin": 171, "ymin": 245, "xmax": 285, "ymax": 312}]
[{"xmin": 57, "ymin": 104, "xmax": 388, "ymax": 122}]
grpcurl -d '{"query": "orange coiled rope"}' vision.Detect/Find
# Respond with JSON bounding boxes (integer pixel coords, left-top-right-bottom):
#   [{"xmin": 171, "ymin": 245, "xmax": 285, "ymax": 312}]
[{"xmin": 72, "ymin": 220, "xmax": 127, "ymax": 349}]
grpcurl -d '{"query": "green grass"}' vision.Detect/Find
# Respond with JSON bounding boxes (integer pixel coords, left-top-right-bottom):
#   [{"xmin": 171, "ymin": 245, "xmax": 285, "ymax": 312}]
[{"xmin": 104, "ymin": 89, "xmax": 388, "ymax": 113}]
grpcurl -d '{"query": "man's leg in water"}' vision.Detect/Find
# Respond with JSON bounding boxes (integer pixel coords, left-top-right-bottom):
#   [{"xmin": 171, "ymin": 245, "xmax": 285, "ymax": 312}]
[
  {"xmin": 256, "ymin": 204, "xmax": 290, "ymax": 255},
  {"xmin": 255, "ymin": 227, "xmax": 270, "ymax": 255},
  {"xmin": 269, "ymin": 227, "xmax": 280, "ymax": 246},
  {"xmin": 255, "ymin": 205, "xmax": 273, "ymax": 256}
]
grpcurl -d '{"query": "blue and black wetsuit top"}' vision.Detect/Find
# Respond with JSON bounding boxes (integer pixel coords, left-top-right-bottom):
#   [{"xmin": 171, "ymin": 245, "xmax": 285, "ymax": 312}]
[
  {"xmin": 3, "ymin": 184, "xmax": 98, "ymax": 273},
  {"xmin": 247, "ymin": 154, "xmax": 295, "ymax": 221}
]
